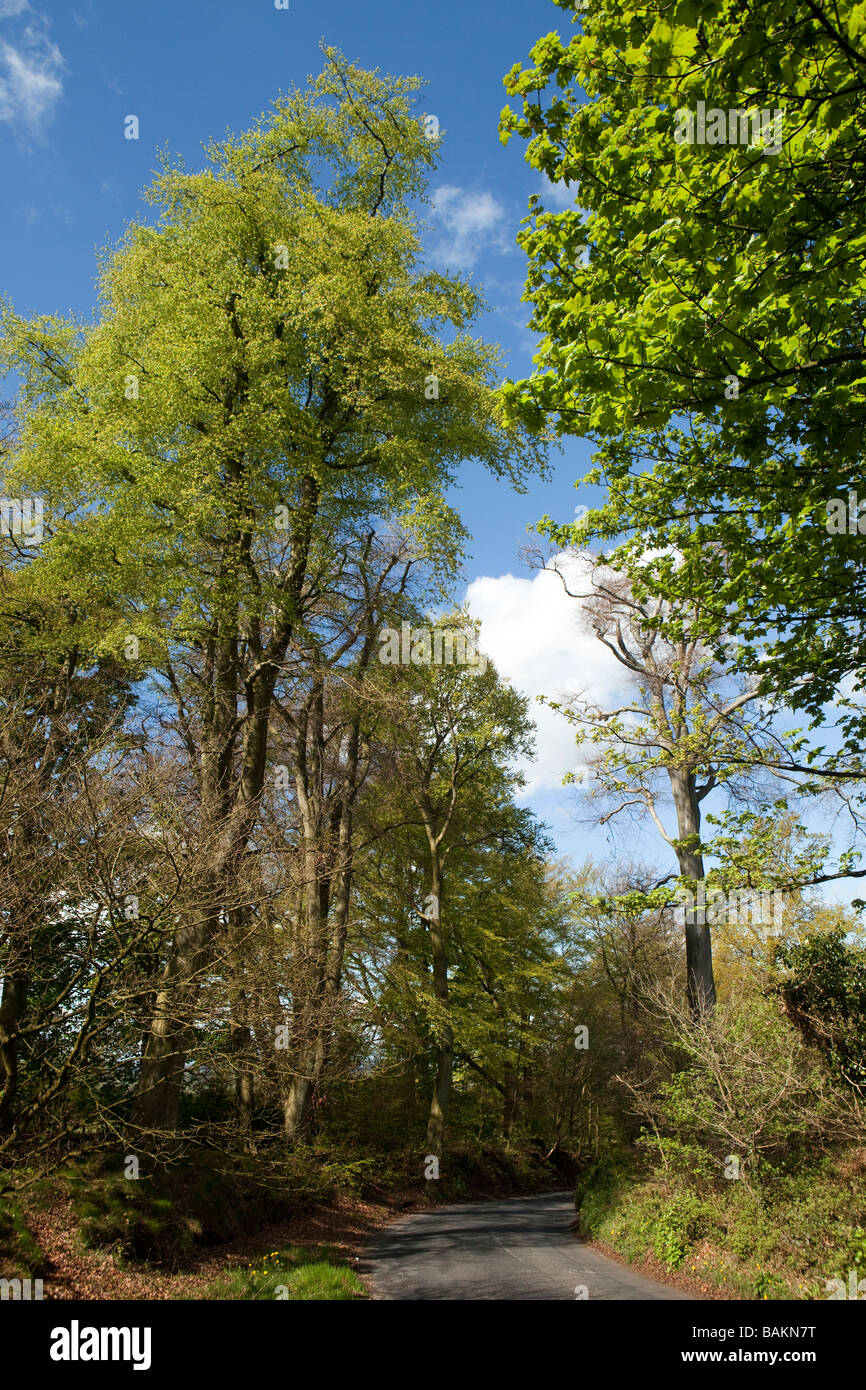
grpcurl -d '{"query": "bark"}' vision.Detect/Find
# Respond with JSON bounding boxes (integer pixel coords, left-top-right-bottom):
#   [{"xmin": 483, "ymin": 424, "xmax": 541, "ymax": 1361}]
[
  {"xmin": 281, "ymin": 609, "xmax": 374, "ymax": 1140},
  {"xmin": 669, "ymin": 767, "xmax": 716, "ymax": 1017},
  {"xmin": 424, "ymin": 850, "xmax": 451, "ymax": 1157},
  {"xmin": 0, "ymin": 973, "xmax": 27, "ymax": 1133},
  {"xmin": 282, "ymin": 719, "xmax": 359, "ymax": 1140},
  {"xmin": 282, "ymin": 682, "xmax": 329, "ymax": 1141},
  {"xmin": 502, "ymin": 1062, "xmax": 518, "ymax": 1142},
  {"xmin": 281, "ymin": 866, "xmax": 323, "ymax": 1142},
  {"xmin": 133, "ymin": 473, "xmax": 320, "ymax": 1133},
  {"xmin": 131, "ymin": 899, "xmax": 217, "ymax": 1130},
  {"xmin": 228, "ymin": 909, "xmax": 255, "ymax": 1147}
]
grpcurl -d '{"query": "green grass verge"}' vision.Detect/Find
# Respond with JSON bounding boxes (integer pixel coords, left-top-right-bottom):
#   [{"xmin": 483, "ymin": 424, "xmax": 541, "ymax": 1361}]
[
  {"xmin": 575, "ymin": 1151, "xmax": 866, "ymax": 1300},
  {"xmin": 198, "ymin": 1244, "xmax": 367, "ymax": 1300}
]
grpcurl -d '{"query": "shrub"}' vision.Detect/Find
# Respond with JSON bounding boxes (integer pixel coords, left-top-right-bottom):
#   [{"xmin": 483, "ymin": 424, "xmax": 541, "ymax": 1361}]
[
  {"xmin": 575, "ymin": 1153, "xmax": 634, "ymax": 1237},
  {"xmin": 652, "ymin": 1191, "xmax": 713, "ymax": 1269},
  {"xmin": 0, "ymin": 1187, "xmax": 47, "ymax": 1277},
  {"xmin": 63, "ymin": 1151, "xmax": 321, "ymax": 1266},
  {"xmin": 630, "ymin": 984, "xmax": 859, "ymax": 1184}
]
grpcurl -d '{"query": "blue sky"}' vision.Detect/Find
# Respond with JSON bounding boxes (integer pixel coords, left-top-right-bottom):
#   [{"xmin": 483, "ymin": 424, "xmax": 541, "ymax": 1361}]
[
  {"xmin": 0, "ymin": 0, "xmax": 858, "ymax": 899},
  {"xmin": 0, "ymin": 0, "xmax": 601, "ymax": 841},
  {"xmin": 0, "ymin": 0, "xmax": 595, "ymax": 583}
]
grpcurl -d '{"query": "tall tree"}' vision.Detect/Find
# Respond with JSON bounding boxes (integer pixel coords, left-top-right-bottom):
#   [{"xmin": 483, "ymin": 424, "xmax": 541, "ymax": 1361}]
[
  {"xmin": 539, "ymin": 555, "xmax": 792, "ymax": 1013},
  {"xmin": 499, "ymin": 0, "xmax": 866, "ymax": 746},
  {"xmin": 378, "ymin": 628, "xmax": 536, "ymax": 1153},
  {"xmin": 1, "ymin": 52, "xmax": 544, "ymax": 1133}
]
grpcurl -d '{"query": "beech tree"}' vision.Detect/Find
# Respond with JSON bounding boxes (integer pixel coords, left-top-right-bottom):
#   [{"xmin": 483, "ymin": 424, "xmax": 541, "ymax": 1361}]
[
  {"xmin": 377, "ymin": 634, "xmax": 536, "ymax": 1152},
  {"xmin": 0, "ymin": 52, "xmax": 544, "ymax": 1132},
  {"xmin": 499, "ymin": 0, "xmax": 866, "ymax": 748}
]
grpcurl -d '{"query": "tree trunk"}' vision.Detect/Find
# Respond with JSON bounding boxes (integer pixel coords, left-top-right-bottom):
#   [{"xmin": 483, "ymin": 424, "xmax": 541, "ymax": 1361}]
[
  {"xmin": 228, "ymin": 909, "xmax": 255, "ymax": 1147},
  {"xmin": 283, "ymin": 683, "xmax": 329, "ymax": 1142},
  {"xmin": 282, "ymin": 833, "xmax": 325, "ymax": 1141},
  {"xmin": 424, "ymin": 851, "xmax": 451, "ymax": 1157},
  {"xmin": 0, "ymin": 972, "xmax": 27, "ymax": 1134},
  {"xmin": 283, "ymin": 694, "xmax": 363, "ymax": 1141},
  {"xmin": 131, "ymin": 901, "xmax": 216, "ymax": 1130},
  {"xmin": 502, "ymin": 1062, "xmax": 518, "ymax": 1142},
  {"xmin": 669, "ymin": 767, "xmax": 716, "ymax": 1017},
  {"xmin": 133, "ymin": 474, "xmax": 320, "ymax": 1133}
]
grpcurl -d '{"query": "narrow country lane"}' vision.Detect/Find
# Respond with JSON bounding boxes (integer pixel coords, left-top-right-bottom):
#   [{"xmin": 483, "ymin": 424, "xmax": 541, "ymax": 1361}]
[{"xmin": 363, "ymin": 1191, "xmax": 695, "ymax": 1301}]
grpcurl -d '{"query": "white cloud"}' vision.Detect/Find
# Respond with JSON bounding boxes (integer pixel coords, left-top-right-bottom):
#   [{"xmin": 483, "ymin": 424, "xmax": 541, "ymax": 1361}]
[
  {"xmin": 0, "ymin": 21, "xmax": 64, "ymax": 134},
  {"xmin": 0, "ymin": 1, "xmax": 30, "ymax": 17},
  {"xmin": 535, "ymin": 174, "xmax": 576, "ymax": 211},
  {"xmin": 466, "ymin": 556, "xmax": 627, "ymax": 796},
  {"xmin": 430, "ymin": 186, "xmax": 511, "ymax": 272}
]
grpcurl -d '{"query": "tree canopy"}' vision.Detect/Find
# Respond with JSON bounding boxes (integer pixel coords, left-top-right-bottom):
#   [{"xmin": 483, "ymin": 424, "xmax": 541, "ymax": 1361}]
[{"xmin": 499, "ymin": 0, "xmax": 866, "ymax": 742}]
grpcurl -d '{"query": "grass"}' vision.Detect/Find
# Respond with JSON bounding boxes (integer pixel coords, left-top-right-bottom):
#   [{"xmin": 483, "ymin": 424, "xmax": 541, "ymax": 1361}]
[{"xmin": 199, "ymin": 1244, "xmax": 368, "ymax": 1300}]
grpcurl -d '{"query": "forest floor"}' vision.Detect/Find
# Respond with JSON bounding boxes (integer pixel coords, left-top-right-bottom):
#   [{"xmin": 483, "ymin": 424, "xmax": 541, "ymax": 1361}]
[{"xmin": 26, "ymin": 1188, "xmax": 401, "ymax": 1300}]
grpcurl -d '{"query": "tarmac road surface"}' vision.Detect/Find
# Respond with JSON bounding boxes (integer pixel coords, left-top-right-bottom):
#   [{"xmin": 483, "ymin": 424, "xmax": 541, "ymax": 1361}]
[{"xmin": 363, "ymin": 1190, "xmax": 694, "ymax": 1301}]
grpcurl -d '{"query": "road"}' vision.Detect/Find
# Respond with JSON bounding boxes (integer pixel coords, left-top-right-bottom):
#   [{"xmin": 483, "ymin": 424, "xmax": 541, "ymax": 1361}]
[{"xmin": 363, "ymin": 1190, "xmax": 694, "ymax": 1300}]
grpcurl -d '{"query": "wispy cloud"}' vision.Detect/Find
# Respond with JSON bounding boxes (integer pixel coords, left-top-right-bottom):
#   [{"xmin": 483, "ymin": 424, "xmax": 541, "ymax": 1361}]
[
  {"xmin": 0, "ymin": 13, "xmax": 64, "ymax": 136},
  {"xmin": 535, "ymin": 174, "xmax": 576, "ymax": 211},
  {"xmin": 429, "ymin": 186, "xmax": 512, "ymax": 272}
]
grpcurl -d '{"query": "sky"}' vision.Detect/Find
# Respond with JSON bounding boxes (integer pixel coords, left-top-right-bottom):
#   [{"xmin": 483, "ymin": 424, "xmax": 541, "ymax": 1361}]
[{"xmin": 0, "ymin": 0, "xmax": 857, "ymax": 898}]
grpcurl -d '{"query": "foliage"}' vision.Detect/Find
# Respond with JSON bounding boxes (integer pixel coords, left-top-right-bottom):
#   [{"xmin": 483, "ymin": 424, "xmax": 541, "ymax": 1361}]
[
  {"xmin": 0, "ymin": 1184, "xmax": 47, "ymax": 1277},
  {"xmin": 500, "ymin": 0, "xmax": 866, "ymax": 746},
  {"xmin": 63, "ymin": 1153, "xmax": 325, "ymax": 1266},
  {"xmin": 579, "ymin": 1154, "xmax": 866, "ymax": 1298},
  {"xmin": 773, "ymin": 931, "xmax": 866, "ymax": 1095},
  {"xmin": 632, "ymin": 984, "xmax": 861, "ymax": 1182}
]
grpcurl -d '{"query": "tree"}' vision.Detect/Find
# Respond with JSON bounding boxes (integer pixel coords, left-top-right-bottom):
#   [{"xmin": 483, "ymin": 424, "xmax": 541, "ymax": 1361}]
[
  {"xmin": 377, "ymin": 628, "xmax": 536, "ymax": 1154},
  {"xmin": 447, "ymin": 831, "xmax": 565, "ymax": 1144},
  {"xmin": 0, "ymin": 571, "xmax": 138, "ymax": 1136},
  {"xmin": 539, "ymin": 553, "xmax": 794, "ymax": 1013},
  {"xmin": 774, "ymin": 930, "xmax": 866, "ymax": 1098},
  {"xmin": 1, "ymin": 51, "xmax": 544, "ymax": 1133},
  {"xmin": 499, "ymin": 0, "xmax": 866, "ymax": 745},
  {"xmin": 550, "ymin": 858, "xmax": 681, "ymax": 1155},
  {"xmin": 626, "ymin": 979, "xmax": 863, "ymax": 1187},
  {"xmin": 345, "ymin": 760, "xmax": 570, "ymax": 1155},
  {"xmin": 274, "ymin": 533, "xmax": 413, "ymax": 1140}
]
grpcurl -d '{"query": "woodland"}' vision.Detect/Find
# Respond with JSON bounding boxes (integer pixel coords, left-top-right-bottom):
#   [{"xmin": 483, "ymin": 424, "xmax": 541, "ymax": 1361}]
[{"xmin": 1, "ymin": 4, "xmax": 865, "ymax": 1301}]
